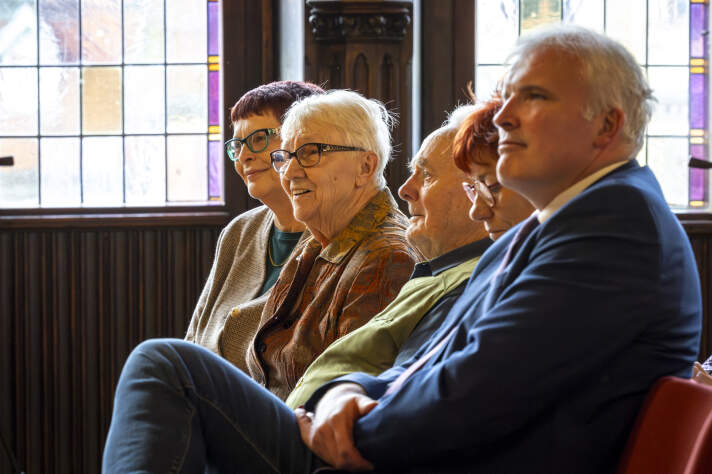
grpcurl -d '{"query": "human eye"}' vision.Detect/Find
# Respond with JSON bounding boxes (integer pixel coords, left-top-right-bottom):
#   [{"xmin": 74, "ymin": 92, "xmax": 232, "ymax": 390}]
[{"xmin": 250, "ymin": 131, "xmax": 267, "ymax": 147}]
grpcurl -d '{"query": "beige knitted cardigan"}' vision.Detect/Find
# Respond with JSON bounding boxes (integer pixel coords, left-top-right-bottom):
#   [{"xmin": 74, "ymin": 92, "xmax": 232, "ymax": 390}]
[{"xmin": 184, "ymin": 205, "xmax": 307, "ymax": 372}]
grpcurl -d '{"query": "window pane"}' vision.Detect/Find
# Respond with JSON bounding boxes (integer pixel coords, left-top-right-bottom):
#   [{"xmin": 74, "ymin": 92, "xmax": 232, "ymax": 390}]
[
  {"xmin": 124, "ymin": 0, "xmax": 164, "ymax": 64},
  {"xmin": 476, "ymin": 0, "xmax": 518, "ymax": 65},
  {"xmin": 647, "ymin": 66, "xmax": 688, "ymax": 136},
  {"xmin": 648, "ymin": 0, "xmax": 688, "ymax": 65},
  {"xmin": 82, "ymin": 66, "xmax": 122, "ymax": 134},
  {"xmin": 605, "ymin": 0, "xmax": 646, "ymax": 64},
  {"xmin": 40, "ymin": 67, "xmax": 80, "ymax": 135},
  {"xmin": 166, "ymin": 0, "xmax": 206, "ymax": 63},
  {"xmin": 520, "ymin": 0, "xmax": 561, "ymax": 33},
  {"xmin": 563, "ymin": 0, "xmax": 603, "ymax": 32},
  {"xmin": 124, "ymin": 65, "xmax": 165, "ymax": 134},
  {"xmin": 647, "ymin": 137, "xmax": 688, "ymax": 206},
  {"xmin": 0, "ymin": 67, "xmax": 38, "ymax": 135},
  {"xmin": 474, "ymin": 65, "xmax": 505, "ymax": 101},
  {"xmin": 166, "ymin": 65, "xmax": 207, "ymax": 133},
  {"xmin": 39, "ymin": 0, "xmax": 79, "ymax": 65},
  {"xmin": 82, "ymin": 136, "xmax": 122, "ymax": 205},
  {"xmin": 40, "ymin": 137, "xmax": 80, "ymax": 205},
  {"xmin": 81, "ymin": 0, "xmax": 121, "ymax": 64},
  {"xmin": 167, "ymin": 135, "xmax": 206, "ymax": 201},
  {"xmin": 125, "ymin": 135, "xmax": 165, "ymax": 204},
  {"xmin": 0, "ymin": 0, "xmax": 37, "ymax": 65},
  {"xmin": 0, "ymin": 138, "xmax": 38, "ymax": 207}
]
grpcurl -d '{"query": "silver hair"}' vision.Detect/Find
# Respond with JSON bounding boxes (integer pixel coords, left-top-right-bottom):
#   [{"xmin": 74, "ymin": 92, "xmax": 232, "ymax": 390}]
[
  {"xmin": 507, "ymin": 24, "xmax": 656, "ymax": 153},
  {"xmin": 280, "ymin": 89, "xmax": 396, "ymax": 189},
  {"xmin": 443, "ymin": 104, "xmax": 482, "ymax": 132}
]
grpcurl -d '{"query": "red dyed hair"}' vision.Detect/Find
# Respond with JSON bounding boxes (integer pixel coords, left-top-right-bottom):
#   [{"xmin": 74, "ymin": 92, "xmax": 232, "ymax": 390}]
[
  {"xmin": 229, "ymin": 81, "xmax": 325, "ymax": 123},
  {"xmin": 452, "ymin": 96, "xmax": 503, "ymax": 174}
]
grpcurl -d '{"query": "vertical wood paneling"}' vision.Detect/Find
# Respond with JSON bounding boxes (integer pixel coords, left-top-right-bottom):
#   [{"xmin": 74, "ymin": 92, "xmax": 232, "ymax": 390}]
[{"xmin": 0, "ymin": 224, "xmax": 220, "ymax": 474}]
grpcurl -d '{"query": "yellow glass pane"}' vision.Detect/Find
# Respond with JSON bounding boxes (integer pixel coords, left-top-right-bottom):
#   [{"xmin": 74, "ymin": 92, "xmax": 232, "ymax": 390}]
[
  {"xmin": 82, "ymin": 66, "xmax": 122, "ymax": 134},
  {"xmin": 521, "ymin": 0, "xmax": 562, "ymax": 33}
]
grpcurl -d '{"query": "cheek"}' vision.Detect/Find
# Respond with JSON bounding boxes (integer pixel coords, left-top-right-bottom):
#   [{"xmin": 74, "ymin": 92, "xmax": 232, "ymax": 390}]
[{"xmin": 234, "ymin": 162, "xmax": 247, "ymax": 181}]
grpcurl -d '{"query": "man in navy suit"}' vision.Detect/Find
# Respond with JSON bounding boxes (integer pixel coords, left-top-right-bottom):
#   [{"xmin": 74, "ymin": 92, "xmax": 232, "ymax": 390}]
[{"xmin": 103, "ymin": 26, "xmax": 701, "ymax": 473}]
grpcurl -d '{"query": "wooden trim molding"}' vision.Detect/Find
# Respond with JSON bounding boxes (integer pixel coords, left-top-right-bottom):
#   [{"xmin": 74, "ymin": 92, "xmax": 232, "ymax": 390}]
[{"xmin": 307, "ymin": 0, "xmax": 412, "ymax": 42}]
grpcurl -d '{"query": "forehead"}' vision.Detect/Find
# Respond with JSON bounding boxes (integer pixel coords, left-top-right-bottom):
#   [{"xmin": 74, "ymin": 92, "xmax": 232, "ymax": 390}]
[
  {"xmin": 287, "ymin": 122, "xmax": 343, "ymax": 148},
  {"xmin": 502, "ymin": 47, "xmax": 585, "ymax": 96},
  {"xmin": 411, "ymin": 129, "xmax": 453, "ymax": 170},
  {"xmin": 233, "ymin": 112, "xmax": 280, "ymax": 138}
]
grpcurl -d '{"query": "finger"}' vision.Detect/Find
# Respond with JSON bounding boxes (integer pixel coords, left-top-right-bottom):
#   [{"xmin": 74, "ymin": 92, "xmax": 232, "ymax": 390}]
[
  {"xmin": 294, "ymin": 408, "xmax": 314, "ymax": 446},
  {"xmin": 328, "ymin": 403, "xmax": 374, "ymax": 470}
]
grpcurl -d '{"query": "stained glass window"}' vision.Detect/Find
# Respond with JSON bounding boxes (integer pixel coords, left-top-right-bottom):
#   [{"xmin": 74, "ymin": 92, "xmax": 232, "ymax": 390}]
[
  {"xmin": 0, "ymin": 0, "xmax": 222, "ymax": 208},
  {"xmin": 475, "ymin": 0, "xmax": 709, "ymax": 209}
]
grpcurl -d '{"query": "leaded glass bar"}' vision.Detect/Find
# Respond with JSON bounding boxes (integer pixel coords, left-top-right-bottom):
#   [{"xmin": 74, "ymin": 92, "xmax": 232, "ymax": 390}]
[{"xmin": 688, "ymin": 0, "xmax": 708, "ymax": 206}]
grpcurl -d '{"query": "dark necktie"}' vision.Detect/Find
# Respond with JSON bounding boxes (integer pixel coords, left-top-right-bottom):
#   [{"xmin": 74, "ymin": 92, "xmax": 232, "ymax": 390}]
[{"xmin": 495, "ymin": 213, "xmax": 540, "ymax": 274}]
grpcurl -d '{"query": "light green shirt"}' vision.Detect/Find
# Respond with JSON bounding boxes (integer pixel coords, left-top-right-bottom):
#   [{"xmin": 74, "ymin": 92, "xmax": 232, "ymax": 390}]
[{"xmin": 285, "ymin": 255, "xmax": 481, "ymax": 409}]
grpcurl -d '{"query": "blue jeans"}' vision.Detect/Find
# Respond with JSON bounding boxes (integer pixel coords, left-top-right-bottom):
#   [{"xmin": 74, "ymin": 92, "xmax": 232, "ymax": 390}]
[{"xmin": 102, "ymin": 339, "xmax": 315, "ymax": 473}]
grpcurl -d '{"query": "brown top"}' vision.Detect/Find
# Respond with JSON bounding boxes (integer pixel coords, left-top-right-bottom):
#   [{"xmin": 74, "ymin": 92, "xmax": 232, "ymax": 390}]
[{"xmin": 246, "ymin": 189, "xmax": 421, "ymax": 400}]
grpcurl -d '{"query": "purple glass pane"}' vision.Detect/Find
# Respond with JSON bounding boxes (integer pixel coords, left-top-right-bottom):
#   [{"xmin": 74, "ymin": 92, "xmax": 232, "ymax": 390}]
[
  {"xmin": 209, "ymin": 140, "xmax": 221, "ymax": 198},
  {"xmin": 209, "ymin": 70, "xmax": 219, "ymax": 125},
  {"xmin": 690, "ymin": 73, "xmax": 706, "ymax": 129},
  {"xmin": 690, "ymin": 168, "xmax": 705, "ymax": 202},
  {"xmin": 690, "ymin": 4, "xmax": 707, "ymax": 58},
  {"xmin": 690, "ymin": 144, "xmax": 706, "ymax": 202},
  {"xmin": 208, "ymin": 2, "xmax": 219, "ymax": 56}
]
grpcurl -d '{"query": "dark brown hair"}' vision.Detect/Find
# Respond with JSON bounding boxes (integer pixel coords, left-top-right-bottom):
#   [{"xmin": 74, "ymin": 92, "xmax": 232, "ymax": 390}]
[
  {"xmin": 452, "ymin": 96, "xmax": 502, "ymax": 173},
  {"xmin": 229, "ymin": 81, "xmax": 325, "ymax": 123}
]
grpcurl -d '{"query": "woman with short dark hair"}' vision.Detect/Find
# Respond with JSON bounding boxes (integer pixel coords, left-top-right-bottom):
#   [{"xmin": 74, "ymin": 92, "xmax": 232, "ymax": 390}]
[{"xmin": 185, "ymin": 81, "xmax": 324, "ymax": 372}]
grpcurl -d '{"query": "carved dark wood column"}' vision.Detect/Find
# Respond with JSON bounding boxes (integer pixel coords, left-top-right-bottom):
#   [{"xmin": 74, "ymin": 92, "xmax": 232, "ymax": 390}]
[{"xmin": 304, "ymin": 0, "xmax": 413, "ymax": 201}]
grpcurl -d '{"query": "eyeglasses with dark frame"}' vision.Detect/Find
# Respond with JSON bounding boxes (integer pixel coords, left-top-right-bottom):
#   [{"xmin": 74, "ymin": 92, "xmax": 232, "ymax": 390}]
[
  {"xmin": 270, "ymin": 142, "xmax": 366, "ymax": 173},
  {"xmin": 224, "ymin": 127, "xmax": 280, "ymax": 162},
  {"xmin": 462, "ymin": 179, "xmax": 502, "ymax": 208}
]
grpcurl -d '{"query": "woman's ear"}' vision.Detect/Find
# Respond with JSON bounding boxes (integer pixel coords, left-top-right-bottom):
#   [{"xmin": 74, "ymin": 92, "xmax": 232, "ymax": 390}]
[{"xmin": 355, "ymin": 152, "xmax": 379, "ymax": 187}]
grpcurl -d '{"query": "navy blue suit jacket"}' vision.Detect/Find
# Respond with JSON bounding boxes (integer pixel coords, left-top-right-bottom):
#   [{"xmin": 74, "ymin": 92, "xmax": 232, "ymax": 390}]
[{"xmin": 307, "ymin": 162, "xmax": 702, "ymax": 473}]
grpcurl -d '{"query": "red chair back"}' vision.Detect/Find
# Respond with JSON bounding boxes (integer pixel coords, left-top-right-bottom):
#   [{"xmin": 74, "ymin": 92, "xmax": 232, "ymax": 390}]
[{"xmin": 618, "ymin": 376, "xmax": 712, "ymax": 474}]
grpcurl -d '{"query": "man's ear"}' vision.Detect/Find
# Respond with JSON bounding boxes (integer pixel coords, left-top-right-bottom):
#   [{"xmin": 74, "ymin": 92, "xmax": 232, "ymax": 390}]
[
  {"xmin": 355, "ymin": 152, "xmax": 379, "ymax": 187},
  {"xmin": 593, "ymin": 107, "xmax": 624, "ymax": 148}
]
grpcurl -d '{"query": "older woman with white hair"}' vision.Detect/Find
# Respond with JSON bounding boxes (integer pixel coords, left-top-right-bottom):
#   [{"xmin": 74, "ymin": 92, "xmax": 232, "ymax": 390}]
[{"xmin": 236, "ymin": 89, "xmax": 420, "ymax": 400}]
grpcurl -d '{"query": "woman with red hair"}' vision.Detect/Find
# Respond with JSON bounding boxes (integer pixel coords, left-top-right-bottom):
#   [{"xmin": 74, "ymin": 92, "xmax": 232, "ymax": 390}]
[{"xmin": 453, "ymin": 96, "xmax": 534, "ymax": 241}]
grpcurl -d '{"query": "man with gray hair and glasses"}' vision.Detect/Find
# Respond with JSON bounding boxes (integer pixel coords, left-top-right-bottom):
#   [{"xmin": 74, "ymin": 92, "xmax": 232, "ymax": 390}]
[{"xmin": 103, "ymin": 26, "xmax": 701, "ymax": 473}]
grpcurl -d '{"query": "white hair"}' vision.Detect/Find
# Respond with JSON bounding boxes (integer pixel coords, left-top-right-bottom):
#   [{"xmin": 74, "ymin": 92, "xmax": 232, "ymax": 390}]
[
  {"xmin": 508, "ymin": 24, "xmax": 656, "ymax": 153},
  {"xmin": 443, "ymin": 104, "xmax": 481, "ymax": 132},
  {"xmin": 280, "ymin": 89, "xmax": 396, "ymax": 188},
  {"xmin": 409, "ymin": 104, "xmax": 481, "ymax": 171}
]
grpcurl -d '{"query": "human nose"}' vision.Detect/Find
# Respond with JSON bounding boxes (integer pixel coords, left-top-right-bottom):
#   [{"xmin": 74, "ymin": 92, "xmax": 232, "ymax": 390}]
[
  {"xmin": 281, "ymin": 154, "xmax": 303, "ymax": 180},
  {"xmin": 470, "ymin": 192, "xmax": 494, "ymax": 221},
  {"xmin": 236, "ymin": 143, "xmax": 255, "ymax": 164},
  {"xmin": 398, "ymin": 174, "xmax": 418, "ymax": 203},
  {"xmin": 493, "ymin": 97, "xmax": 518, "ymax": 131}
]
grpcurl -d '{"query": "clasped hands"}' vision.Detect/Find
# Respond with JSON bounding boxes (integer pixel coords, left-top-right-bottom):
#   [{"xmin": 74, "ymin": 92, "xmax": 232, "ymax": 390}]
[{"xmin": 295, "ymin": 383, "xmax": 378, "ymax": 471}]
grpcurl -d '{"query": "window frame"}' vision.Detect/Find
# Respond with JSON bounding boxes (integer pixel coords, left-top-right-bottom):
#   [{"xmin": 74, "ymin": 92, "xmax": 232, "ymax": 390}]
[{"xmin": 0, "ymin": 0, "xmax": 274, "ymax": 227}]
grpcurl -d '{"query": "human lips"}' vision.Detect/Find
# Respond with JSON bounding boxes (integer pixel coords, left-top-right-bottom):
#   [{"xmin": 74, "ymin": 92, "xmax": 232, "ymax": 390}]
[
  {"xmin": 244, "ymin": 168, "xmax": 269, "ymax": 178},
  {"xmin": 290, "ymin": 187, "xmax": 312, "ymax": 198},
  {"xmin": 498, "ymin": 138, "xmax": 526, "ymax": 153}
]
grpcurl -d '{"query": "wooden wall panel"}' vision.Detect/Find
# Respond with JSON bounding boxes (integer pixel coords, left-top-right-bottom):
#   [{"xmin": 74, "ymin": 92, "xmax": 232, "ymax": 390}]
[{"xmin": 0, "ymin": 225, "xmax": 221, "ymax": 474}]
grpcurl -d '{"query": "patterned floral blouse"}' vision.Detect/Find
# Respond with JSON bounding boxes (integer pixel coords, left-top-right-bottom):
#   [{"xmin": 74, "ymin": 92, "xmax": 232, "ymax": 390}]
[{"xmin": 245, "ymin": 189, "xmax": 422, "ymax": 400}]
